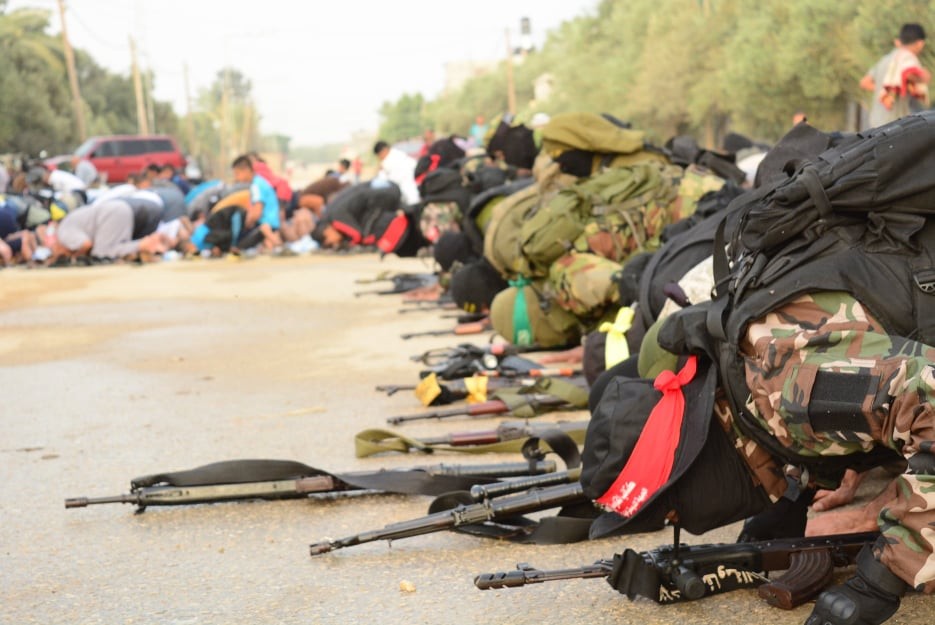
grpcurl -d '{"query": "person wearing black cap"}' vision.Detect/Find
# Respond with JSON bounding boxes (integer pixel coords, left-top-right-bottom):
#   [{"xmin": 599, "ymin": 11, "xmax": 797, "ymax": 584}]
[{"xmin": 448, "ymin": 258, "xmax": 507, "ymax": 315}]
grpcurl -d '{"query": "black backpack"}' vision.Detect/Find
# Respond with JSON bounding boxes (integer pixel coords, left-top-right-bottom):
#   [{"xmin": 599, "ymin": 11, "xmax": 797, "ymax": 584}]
[
  {"xmin": 414, "ymin": 135, "xmax": 467, "ymax": 180},
  {"xmin": 486, "ymin": 118, "xmax": 537, "ymax": 170},
  {"xmin": 660, "ymin": 111, "xmax": 935, "ymax": 478}
]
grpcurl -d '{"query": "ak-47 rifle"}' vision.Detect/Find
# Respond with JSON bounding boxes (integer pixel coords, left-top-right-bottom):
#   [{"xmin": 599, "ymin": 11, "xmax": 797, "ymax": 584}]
[
  {"xmin": 310, "ymin": 479, "xmax": 586, "ymax": 556},
  {"xmin": 64, "ymin": 458, "xmax": 556, "ymax": 513},
  {"xmin": 400, "ymin": 319, "xmax": 491, "ymax": 340},
  {"xmin": 375, "ymin": 370, "xmax": 583, "ymax": 399},
  {"xmin": 353, "ymin": 419, "xmax": 589, "ymax": 458},
  {"xmin": 353, "ymin": 273, "xmax": 438, "ymax": 297},
  {"xmin": 475, "ymin": 528, "xmax": 881, "ymax": 610},
  {"xmin": 386, "ymin": 394, "xmax": 571, "ymax": 426},
  {"xmin": 410, "ymin": 343, "xmax": 559, "ymax": 381}
]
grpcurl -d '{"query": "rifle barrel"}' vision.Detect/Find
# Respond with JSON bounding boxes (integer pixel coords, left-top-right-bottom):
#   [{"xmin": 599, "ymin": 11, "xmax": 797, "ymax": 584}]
[
  {"xmin": 470, "ymin": 467, "xmax": 581, "ymax": 501},
  {"xmin": 309, "ymin": 482, "xmax": 585, "ymax": 556},
  {"xmin": 386, "ymin": 395, "xmax": 569, "ymax": 426},
  {"xmin": 65, "ymin": 494, "xmax": 141, "ymax": 508},
  {"xmin": 475, "ymin": 562, "xmax": 612, "ymax": 589},
  {"xmin": 65, "ymin": 476, "xmax": 338, "ymax": 510}
]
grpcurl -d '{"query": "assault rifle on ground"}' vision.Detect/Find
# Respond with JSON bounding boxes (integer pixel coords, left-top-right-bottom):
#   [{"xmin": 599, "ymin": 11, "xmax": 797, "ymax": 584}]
[
  {"xmin": 309, "ymin": 478, "xmax": 586, "ymax": 556},
  {"xmin": 354, "ymin": 419, "xmax": 590, "ymax": 457},
  {"xmin": 64, "ymin": 458, "xmax": 556, "ymax": 513},
  {"xmin": 386, "ymin": 394, "xmax": 572, "ymax": 426},
  {"xmin": 375, "ymin": 369, "xmax": 583, "ymax": 401},
  {"xmin": 409, "ymin": 343, "xmax": 562, "ymax": 381},
  {"xmin": 400, "ymin": 319, "xmax": 491, "ymax": 340},
  {"xmin": 353, "ymin": 272, "xmax": 438, "ymax": 297},
  {"xmin": 475, "ymin": 528, "xmax": 880, "ymax": 610}
]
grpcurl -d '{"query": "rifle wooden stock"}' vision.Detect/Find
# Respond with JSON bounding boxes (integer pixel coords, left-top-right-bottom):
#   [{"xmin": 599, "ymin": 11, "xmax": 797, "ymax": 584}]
[
  {"xmin": 309, "ymin": 481, "xmax": 586, "ymax": 556},
  {"xmin": 474, "ymin": 531, "xmax": 880, "ymax": 609},
  {"xmin": 386, "ymin": 395, "xmax": 569, "ymax": 425}
]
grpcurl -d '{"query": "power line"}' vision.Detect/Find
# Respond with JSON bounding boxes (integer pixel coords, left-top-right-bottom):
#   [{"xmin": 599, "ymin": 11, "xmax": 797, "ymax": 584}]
[{"xmin": 63, "ymin": 3, "xmax": 128, "ymax": 52}]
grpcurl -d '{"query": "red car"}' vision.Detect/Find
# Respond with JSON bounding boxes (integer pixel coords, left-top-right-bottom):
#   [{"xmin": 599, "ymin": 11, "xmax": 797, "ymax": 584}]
[{"xmin": 72, "ymin": 135, "xmax": 187, "ymax": 183}]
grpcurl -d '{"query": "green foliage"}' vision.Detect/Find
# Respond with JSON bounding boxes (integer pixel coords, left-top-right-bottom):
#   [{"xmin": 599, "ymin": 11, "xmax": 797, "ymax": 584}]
[
  {"xmin": 289, "ymin": 143, "xmax": 345, "ymax": 163},
  {"xmin": 379, "ymin": 0, "xmax": 935, "ymax": 150},
  {"xmin": 376, "ymin": 93, "xmax": 426, "ymax": 142},
  {"xmin": 0, "ymin": 6, "xmax": 182, "ymax": 156}
]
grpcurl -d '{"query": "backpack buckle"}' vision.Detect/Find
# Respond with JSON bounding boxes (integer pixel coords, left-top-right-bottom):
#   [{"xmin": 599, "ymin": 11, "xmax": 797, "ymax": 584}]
[{"xmin": 913, "ymin": 269, "xmax": 935, "ymax": 294}]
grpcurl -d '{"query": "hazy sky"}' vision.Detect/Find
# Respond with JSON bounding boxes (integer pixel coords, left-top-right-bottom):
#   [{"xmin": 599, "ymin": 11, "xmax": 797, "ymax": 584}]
[{"xmin": 10, "ymin": 0, "xmax": 599, "ymax": 146}]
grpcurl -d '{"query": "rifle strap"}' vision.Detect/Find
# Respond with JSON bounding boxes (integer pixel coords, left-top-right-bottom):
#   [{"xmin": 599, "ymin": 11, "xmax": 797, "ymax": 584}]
[
  {"xmin": 131, "ymin": 459, "xmax": 331, "ymax": 489},
  {"xmin": 130, "ymin": 458, "xmax": 529, "ymax": 498},
  {"xmin": 354, "ymin": 427, "xmax": 587, "ymax": 459}
]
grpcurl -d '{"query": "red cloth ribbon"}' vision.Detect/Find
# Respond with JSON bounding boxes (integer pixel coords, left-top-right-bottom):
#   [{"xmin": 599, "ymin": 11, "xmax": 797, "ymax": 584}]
[{"xmin": 594, "ymin": 355, "xmax": 698, "ymax": 518}]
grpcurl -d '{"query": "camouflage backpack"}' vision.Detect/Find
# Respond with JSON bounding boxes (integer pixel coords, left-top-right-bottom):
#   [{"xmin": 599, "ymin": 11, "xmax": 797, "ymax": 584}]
[
  {"xmin": 519, "ymin": 161, "xmax": 683, "ymax": 276},
  {"xmin": 483, "ymin": 158, "xmax": 578, "ymax": 280},
  {"xmin": 546, "ymin": 252, "xmax": 622, "ymax": 322},
  {"xmin": 540, "ymin": 112, "xmax": 669, "ymax": 177},
  {"xmin": 416, "ymin": 168, "xmax": 472, "ymax": 244},
  {"xmin": 489, "ymin": 277, "xmax": 582, "ymax": 348}
]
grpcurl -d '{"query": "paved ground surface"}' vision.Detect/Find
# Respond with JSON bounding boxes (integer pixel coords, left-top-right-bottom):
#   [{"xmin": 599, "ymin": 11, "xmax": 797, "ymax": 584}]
[{"xmin": 0, "ymin": 254, "xmax": 929, "ymax": 624}]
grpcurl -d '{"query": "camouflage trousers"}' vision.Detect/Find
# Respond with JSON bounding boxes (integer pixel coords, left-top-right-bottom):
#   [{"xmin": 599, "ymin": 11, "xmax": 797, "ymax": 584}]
[{"xmin": 740, "ymin": 292, "xmax": 935, "ymax": 592}]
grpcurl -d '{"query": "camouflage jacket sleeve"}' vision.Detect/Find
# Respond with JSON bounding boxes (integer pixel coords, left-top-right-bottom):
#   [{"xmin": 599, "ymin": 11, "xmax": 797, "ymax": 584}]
[{"xmin": 741, "ymin": 291, "xmax": 935, "ymax": 592}]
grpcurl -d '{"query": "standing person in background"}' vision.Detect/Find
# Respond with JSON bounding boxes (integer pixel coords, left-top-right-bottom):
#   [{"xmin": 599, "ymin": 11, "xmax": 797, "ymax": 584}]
[
  {"xmin": 859, "ymin": 23, "xmax": 930, "ymax": 129},
  {"xmin": 372, "ymin": 140, "xmax": 420, "ymax": 206},
  {"xmin": 469, "ymin": 114, "xmax": 487, "ymax": 148}
]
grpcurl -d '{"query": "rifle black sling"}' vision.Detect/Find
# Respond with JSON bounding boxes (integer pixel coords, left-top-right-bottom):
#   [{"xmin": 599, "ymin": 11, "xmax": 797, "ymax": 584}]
[{"xmin": 130, "ymin": 458, "xmax": 546, "ymax": 498}]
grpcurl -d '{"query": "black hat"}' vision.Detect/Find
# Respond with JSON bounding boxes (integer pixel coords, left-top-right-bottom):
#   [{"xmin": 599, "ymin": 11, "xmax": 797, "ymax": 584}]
[
  {"xmin": 448, "ymin": 259, "xmax": 507, "ymax": 313},
  {"xmin": 433, "ymin": 231, "xmax": 477, "ymax": 272},
  {"xmin": 581, "ymin": 357, "xmax": 769, "ymax": 537}
]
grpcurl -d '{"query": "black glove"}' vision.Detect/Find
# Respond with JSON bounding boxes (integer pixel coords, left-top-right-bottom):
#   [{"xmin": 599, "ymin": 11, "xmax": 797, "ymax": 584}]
[{"xmin": 804, "ymin": 543, "xmax": 907, "ymax": 625}]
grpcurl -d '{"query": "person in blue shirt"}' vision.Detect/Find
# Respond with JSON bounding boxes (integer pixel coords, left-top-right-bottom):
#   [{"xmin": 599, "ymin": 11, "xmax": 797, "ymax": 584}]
[{"xmin": 231, "ymin": 155, "xmax": 282, "ymax": 251}]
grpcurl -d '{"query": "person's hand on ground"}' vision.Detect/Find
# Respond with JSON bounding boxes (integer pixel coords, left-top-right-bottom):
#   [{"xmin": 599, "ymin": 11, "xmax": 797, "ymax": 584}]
[
  {"xmin": 812, "ymin": 468, "xmax": 864, "ymax": 512},
  {"xmin": 403, "ymin": 284, "xmax": 443, "ymax": 301},
  {"xmin": 536, "ymin": 345, "xmax": 584, "ymax": 365}
]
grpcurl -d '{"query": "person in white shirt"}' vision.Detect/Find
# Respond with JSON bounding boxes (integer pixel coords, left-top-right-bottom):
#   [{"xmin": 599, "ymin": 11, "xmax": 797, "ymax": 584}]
[
  {"xmin": 28, "ymin": 167, "xmax": 87, "ymax": 194},
  {"xmin": 372, "ymin": 140, "xmax": 420, "ymax": 206}
]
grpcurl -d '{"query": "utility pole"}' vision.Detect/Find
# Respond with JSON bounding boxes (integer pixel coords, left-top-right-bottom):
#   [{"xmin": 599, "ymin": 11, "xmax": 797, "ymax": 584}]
[
  {"xmin": 129, "ymin": 37, "xmax": 149, "ymax": 135},
  {"xmin": 183, "ymin": 63, "xmax": 197, "ymax": 155},
  {"xmin": 56, "ymin": 0, "xmax": 87, "ymax": 141},
  {"xmin": 504, "ymin": 29, "xmax": 517, "ymax": 116},
  {"xmin": 142, "ymin": 55, "xmax": 156, "ymax": 134},
  {"xmin": 219, "ymin": 67, "xmax": 231, "ymax": 175}
]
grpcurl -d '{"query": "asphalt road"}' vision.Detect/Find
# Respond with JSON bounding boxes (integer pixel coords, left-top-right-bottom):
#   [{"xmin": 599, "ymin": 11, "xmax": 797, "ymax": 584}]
[{"xmin": 0, "ymin": 254, "xmax": 929, "ymax": 624}]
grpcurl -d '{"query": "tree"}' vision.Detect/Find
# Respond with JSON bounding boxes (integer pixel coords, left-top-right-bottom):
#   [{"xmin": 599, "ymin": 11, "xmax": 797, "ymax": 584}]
[
  {"xmin": 0, "ymin": 7, "xmax": 72, "ymax": 154},
  {"xmin": 376, "ymin": 93, "xmax": 426, "ymax": 142}
]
